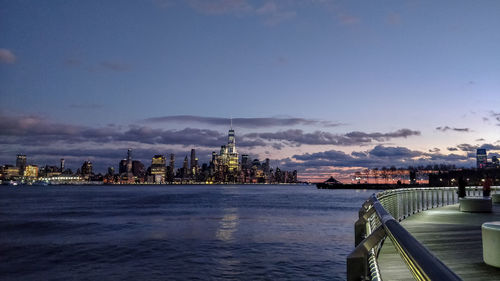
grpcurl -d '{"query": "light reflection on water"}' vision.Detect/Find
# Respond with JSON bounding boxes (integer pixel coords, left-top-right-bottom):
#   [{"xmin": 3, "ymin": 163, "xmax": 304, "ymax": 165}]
[
  {"xmin": 0, "ymin": 185, "xmax": 374, "ymax": 280},
  {"xmin": 216, "ymin": 208, "xmax": 239, "ymax": 242}
]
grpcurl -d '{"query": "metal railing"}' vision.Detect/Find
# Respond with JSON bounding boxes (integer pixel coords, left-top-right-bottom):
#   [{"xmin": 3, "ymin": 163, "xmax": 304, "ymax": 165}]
[{"xmin": 347, "ymin": 186, "xmax": 499, "ymax": 281}]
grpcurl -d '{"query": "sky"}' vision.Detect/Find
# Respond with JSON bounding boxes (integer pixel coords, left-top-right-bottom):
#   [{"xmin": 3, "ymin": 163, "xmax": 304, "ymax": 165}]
[{"xmin": 1, "ymin": 0, "xmax": 499, "ymax": 181}]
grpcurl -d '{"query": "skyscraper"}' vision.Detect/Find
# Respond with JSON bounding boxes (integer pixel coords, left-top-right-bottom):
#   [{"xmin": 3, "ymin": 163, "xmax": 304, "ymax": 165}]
[
  {"xmin": 190, "ymin": 149, "xmax": 196, "ymax": 170},
  {"xmin": 81, "ymin": 161, "xmax": 93, "ymax": 177},
  {"xmin": 226, "ymin": 125, "xmax": 239, "ymax": 172},
  {"xmin": 132, "ymin": 160, "xmax": 145, "ymax": 177},
  {"xmin": 477, "ymin": 149, "xmax": 487, "ymax": 169},
  {"xmin": 60, "ymin": 158, "xmax": 65, "ymax": 172},
  {"xmin": 169, "ymin": 154, "xmax": 175, "ymax": 170},
  {"xmin": 182, "ymin": 156, "xmax": 189, "ymax": 178},
  {"xmin": 151, "ymin": 155, "xmax": 166, "ymax": 183},
  {"xmin": 151, "ymin": 155, "xmax": 166, "ymax": 174},
  {"xmin": 126, "ymin": 148, "xmax": 132, "ymax": 173},
  {"xmin": 241, "ymin": 154, "xmax": 249, "ymax": 170},
  {"xmin": 16, "ymin": 154, "xmax": 27, "ymax": 172}
]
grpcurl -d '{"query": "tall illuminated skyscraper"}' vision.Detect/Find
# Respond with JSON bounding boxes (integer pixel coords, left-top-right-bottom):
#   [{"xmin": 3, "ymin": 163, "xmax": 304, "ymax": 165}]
[
  {"xmin": 226, "ymin": 122, "xmax": 239, "ymax": 172},
  {"xmin": 476, "ymin": 149, "xmax": 487, "ymax": 169},
  {"xmin": 190, "ymin": 149, "xmax": 196, "ymax": 170},
  {"xmin": 126, "ymin": 148, "xmax": 132, "ymax": 173}
]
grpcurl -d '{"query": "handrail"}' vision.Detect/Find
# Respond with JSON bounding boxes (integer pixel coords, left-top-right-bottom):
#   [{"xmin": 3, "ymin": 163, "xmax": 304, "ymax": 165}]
[
  {"xmin": 370, "ymin": 194, "xmax": 461, "ymax": 281},
  {"xmin": 347, "ymin": 186, "xmax": 500, "ymax": 281}
]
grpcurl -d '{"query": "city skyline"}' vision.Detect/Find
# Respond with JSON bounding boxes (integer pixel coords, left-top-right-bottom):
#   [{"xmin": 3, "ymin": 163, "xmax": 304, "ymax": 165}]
[
  {"xmin": 1, "ymin": 1, "xmax": 500, "ymax": 181},
  {"xmin": 1, "ymin": 127, "xmax": 299, "ymax": 185}
]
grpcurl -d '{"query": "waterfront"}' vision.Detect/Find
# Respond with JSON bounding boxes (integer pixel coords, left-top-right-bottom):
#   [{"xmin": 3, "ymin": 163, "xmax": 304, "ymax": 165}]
[{"xmin": 0, "ymin": 185, "xmax": 373, "ymax": 280}]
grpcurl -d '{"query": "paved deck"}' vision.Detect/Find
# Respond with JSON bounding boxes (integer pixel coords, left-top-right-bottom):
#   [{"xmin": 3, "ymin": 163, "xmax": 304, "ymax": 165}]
[{"xmin": 377, "ymin": 202, "xmax": 500, "ymax": 280}]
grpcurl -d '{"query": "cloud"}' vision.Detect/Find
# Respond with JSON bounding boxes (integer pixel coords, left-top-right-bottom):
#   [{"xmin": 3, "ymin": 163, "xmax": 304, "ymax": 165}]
[
  {"xmin": 453, "ymin": 143, "xmax": 500, "ymax": 152},
  {"xmin": 255, "ymin": 2, "xmax": 296, "ymax": 25},
  {"xmin": 143, "ymin": 115, "xmax": 342, "ymax": 128},
  {"xmin": 429, "ymin": 148, "xmax": 440, "ymax": 153},
  {"xmin": 491, "ymin": 111, "xmax": 500, "ymax": 125},
  {"xmin": 244, "ymin": 128, "xmax": 420, "ymax": 146},
  {"xmin": 284, "ymin": 145, "xmax": 474, "ymax": 172},
  {"xmin": 435, "ymin": 126, "xmax": 471, "ymax": 132},
  {"xmin": 0, "ymin": 114, "xmax": 277, "ymax": 149},
  {"xmin": 456, "ymin": 143, "xmax": 477, "ymax": 152},
  {"xmin": 447, "ymin": 147, "xmax": 458, "ymax": 151},
  {"xmin": 0, "ymin": 48, "xmax": 16, "ymax": 64},
  {"xmin": 368, "ymin": 145, "xmax": 422, "ymax": 158},
  {"xmin": 256, "ymin": 1, "xmax": 277, "ymax": 14}
]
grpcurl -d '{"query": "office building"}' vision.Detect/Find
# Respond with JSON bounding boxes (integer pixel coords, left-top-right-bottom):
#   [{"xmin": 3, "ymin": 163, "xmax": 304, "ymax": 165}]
[
  {"xmin": 16, "ymin": 154, "xmax": 27, "ymax": 173},
  {"xmin": 24, "ymin": 165, "xmax": 39, "ymax": 178},
  {"xmin": 477, "ymin": 149, "xmax": 487, "ymax": 169}
]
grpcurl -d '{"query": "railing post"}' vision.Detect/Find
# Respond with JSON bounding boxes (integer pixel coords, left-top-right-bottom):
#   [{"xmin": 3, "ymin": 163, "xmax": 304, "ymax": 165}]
[{"xmin": 347, "ymin": 226, "xmax": 386, "ymax": 281}]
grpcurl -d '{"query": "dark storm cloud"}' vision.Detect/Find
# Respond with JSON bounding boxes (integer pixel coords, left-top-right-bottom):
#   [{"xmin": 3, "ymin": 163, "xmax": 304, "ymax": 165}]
[
  {"xmin": 369, "ymin": 145, "xmax": 422, "ymax": 158},
  {"xmin": 456, "ymin": 143, "xmax": 477, "ymax": 152},
  {"xmin": 244, "ymin": 128, "xmax": 420, "ymax": 146},
  {"xmin": 0, "ymin": 114, "xmax": 272, "ymax": 149},
  {"xmin": 447, "ymin": 147, "xmax": 459, "ymax": 151},
  {"xmin": 435, "ymin": 126, "xmax": 471, "ymax": 132},
  {"xmin": 454, "ymin": 143, "xmax": 500, "ymax": 152},
  {"xmin": 287, "ymin": 145, "xmax": 473, "ymax": 170},
  {"xmin": 426, "ymin": 153, "xmax": 470, "ymax": 162},
  {"xmin": 143, "ymin": 115, "xmax": 342, "ymax": 128}
]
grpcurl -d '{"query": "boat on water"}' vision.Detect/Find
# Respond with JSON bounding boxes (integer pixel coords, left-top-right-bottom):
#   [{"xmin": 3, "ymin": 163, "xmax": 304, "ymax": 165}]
[
  {"xmin": 316, "ymin": 176, "xmax": 343, "ymax": 189},
  {"xmin": 6, "ymin": 180, "xmax": 20, "ymax": 186},
  {"xmin": 32, "ymin": 180, "xmax": 49, "ymax": 186}
]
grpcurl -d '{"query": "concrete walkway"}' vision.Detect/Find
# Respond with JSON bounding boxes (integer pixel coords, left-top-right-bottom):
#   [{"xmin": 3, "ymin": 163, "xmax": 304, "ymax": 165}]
[{"xmin": 377, "ymin": 202, "xmax": 500, "ymax": 280}]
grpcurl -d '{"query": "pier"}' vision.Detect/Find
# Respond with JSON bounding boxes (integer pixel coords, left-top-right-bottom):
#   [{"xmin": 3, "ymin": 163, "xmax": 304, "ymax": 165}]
[{"xmin": 348, "ymin": 187, "xmax": 500, "ymax": 281}]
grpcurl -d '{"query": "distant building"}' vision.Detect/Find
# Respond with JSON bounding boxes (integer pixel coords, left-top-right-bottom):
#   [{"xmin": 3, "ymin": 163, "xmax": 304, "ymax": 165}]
[
  {"xmin": 167, "ymin": 153, "xmax": 175, "ymax": 182},
  {"xmin": 132, "ymin": 160, "xmax": 145, "ymax": 178},
  {"xmin": 81, "ymin": 161, "xmax": 93, "ymax": 179},
  {"xmin": 2, "ymin": 165, "xmax": 20, "ymax": 180},
  {"xmin": 241, "ymin": 154, "xmax": 250, "ymax": 170},
  {"xmin": 16, "ymin": 154, "xmax": 27, "ymax": 174},
  {"xmin": 126, "ymin": 149, "xmax": 132, "ymax": 174},
  {"xmin": 492, "ymin": 156, "xmax": 499, "ymax": 168},
  {"xmin": 60, "ymin": 158, "xmax": 65, "ymax": 172},
  {"xmin": 190, "ymin": 149, "xmax": 196, "ymax": 170},
  {"xmin": 24, "ymin": 165, "xmax": 39, "ymax": 178},
  {"xmin": 190, "ymin": 149, "xmax": 198, "ymax": 178},
  {"xmin": 119, "ymin": 159, "xmax": 128, "ymax": 174},
  {"xmin": 477, "ymin": 149, "xmax": 487, "ymax": 169},
  {"xmin": 182, "ymin": 156, "xmax": 189, "ymax": 179},
  {"xmin": 151, "ymin": 155, "xmax": 166, "ymax": 183}
]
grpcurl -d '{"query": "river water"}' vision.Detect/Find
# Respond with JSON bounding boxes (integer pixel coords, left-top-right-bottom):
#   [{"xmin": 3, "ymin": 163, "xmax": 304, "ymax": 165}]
[{"xmin": 0, "ymin": 185, "xmax": 374, "ymax": 280}]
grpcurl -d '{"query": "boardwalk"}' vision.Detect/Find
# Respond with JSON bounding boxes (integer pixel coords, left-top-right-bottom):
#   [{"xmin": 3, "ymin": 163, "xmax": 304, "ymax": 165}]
[{"xmin": 378, "ymin": 202, "xmax": 500, "ymax": 280}]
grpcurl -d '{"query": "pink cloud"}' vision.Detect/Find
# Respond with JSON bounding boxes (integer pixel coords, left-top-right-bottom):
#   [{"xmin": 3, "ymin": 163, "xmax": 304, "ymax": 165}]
[{"xmin": 0, "ymin": 48, "xmax": 16, "ymax": 64}]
